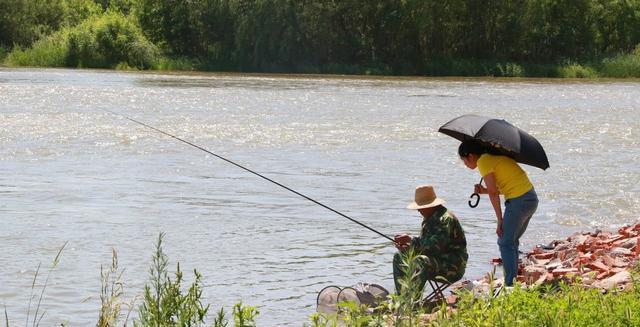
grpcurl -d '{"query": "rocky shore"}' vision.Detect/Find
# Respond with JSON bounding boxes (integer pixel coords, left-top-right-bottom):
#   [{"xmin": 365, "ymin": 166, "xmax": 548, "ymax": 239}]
[{"xmin": 447, "ymin": 222, "xmax": 640, "ymax": 304}]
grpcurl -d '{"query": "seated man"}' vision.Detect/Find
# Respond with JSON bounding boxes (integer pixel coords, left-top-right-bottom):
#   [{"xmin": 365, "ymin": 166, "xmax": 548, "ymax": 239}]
[{"xmin": 393, "ymin": 185, "xmax": 468, "ymax": 295}]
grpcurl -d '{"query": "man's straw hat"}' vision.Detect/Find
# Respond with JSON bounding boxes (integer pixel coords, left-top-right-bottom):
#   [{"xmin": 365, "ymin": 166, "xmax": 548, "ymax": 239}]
[{"xmin": 407, "ymin": 185, "xmax": 446, "ymax": 210}]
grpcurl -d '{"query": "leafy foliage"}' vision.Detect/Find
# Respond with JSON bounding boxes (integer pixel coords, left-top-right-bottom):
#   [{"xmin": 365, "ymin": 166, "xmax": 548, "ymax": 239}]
[
  {"xmin": 4, "ymin": 10, "xmax": 158, "ymax": 68},
  {"xmin": 3, "ymin": 0, "xmax": 640, "ymax": 75},
  {"xmin": 134, "ymin": 232, "xmax": 209, "ymax": 327},
  {"xmin": 0, "ymin": 0, "xmax": 100, "ymax": 48}
]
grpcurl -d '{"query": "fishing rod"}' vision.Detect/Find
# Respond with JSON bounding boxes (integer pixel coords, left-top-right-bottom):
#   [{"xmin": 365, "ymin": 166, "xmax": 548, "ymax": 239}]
[{"xmin": 101, "ymin": 109, "xmax": 394, "ymax": 243}]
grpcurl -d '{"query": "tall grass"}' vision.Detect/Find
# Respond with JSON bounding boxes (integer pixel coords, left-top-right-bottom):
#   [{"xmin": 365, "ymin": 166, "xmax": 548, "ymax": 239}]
[
  {"xmin": 3, "ymin": 242, "xmax": 67, "ymax": 327},
  {"xmin": 97, "ymin": 249, "xmax": 134, "ymax": 327},
  {"xmin": 4, "ymin": 32, "xmax": 70, "ymax": 67},
  {"xmin": 600, "ymin": 46, "xmax": 640, "ymax": 78},
  {"xmin": 5, "ymin": 234, "xmax": 257, "ymax": 327},
  {"xmin": 0, "ymin": 45, "xmax": 8, "ymax": 62},
  {"xmin": 151, "ymin": 57, "xmax": 198, "ymax": 71},
  {"xmin": 556, "ymin": 62, "xmax": 599, "ymax": 78}
]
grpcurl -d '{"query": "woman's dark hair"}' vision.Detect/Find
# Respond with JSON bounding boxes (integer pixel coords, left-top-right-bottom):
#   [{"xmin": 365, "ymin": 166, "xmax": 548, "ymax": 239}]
[{"xmin": 458, "ymin": 140, "xmax": 486, "ymax": 157}]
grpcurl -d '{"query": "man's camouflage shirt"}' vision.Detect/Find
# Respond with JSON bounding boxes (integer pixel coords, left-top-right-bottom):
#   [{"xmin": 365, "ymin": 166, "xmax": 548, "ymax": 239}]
[{"xmin": 411, "ymin": 206, "xmax": 468, "ymax": 282}]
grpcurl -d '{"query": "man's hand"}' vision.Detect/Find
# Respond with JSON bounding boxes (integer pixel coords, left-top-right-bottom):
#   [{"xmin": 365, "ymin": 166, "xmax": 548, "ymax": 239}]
[{"xmin": 394, "ymin": 234, "xmax": 411, "ymax": 252}]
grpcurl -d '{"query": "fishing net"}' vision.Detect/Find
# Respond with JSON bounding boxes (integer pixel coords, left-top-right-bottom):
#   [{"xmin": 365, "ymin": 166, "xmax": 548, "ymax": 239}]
[{"xmin": 316, "ymin": 282, "xmax": 390, "ymax": 314}]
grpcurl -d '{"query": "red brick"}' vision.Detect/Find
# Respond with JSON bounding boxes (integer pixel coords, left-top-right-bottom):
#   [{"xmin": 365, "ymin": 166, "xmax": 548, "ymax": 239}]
[
  {"xmin": 601, "ymin": 235, "xmax": 625, "ymax": 245},
  {"xmin": 596, "ymin": 270, "xmax": 614, "ymax": 280},
  {"xmin": 586, "ymin": 261, "xmax": 608, "ymax": 272},
  {"xmin": 533, "ymin": 252, "xmax": 555, "ymax": 260},
  {"xmin": 552, "ymin": 267, "xmax": 579, "ymax": 277}
]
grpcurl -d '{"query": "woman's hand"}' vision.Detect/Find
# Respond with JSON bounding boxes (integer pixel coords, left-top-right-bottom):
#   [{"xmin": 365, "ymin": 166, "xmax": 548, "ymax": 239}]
[
  {"xmin": 496, "ymin": 221, "xmax": 503, "ymax": 237},
  {"xmin": 474, "ymin": 184, "xmax": 487, "ymax": 194},
  {"xmin": 394, "ymin": 234, "xmax": 411, "ymax": 252}
]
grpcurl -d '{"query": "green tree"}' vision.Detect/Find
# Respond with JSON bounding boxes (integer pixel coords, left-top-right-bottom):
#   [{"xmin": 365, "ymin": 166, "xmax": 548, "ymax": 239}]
[
  {"xmin": 592, "ymin": 0, "xmax": 640, "ymax": 57},
  {"xmin": 135, "ymin": 0, "xmax": 201, "ymax": 56},
  {"xmin": 234, "ymin": 0, "xmax": 303, "ymax": 71}
]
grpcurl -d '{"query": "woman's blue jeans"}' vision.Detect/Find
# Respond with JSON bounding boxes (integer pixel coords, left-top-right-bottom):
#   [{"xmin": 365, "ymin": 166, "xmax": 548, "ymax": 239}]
[{"xmin": 499, "ymin": 188, "xmax": 538, "ymax": 286}]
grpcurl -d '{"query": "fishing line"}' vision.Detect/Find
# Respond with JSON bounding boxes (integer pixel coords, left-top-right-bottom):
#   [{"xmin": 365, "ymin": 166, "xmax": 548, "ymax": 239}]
[{"xmin": 102, "ymin": 109, "xmax": 394, "ymax": 242}]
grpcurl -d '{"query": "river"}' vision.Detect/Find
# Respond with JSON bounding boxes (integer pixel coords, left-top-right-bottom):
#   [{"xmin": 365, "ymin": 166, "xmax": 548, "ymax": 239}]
[{"xmin": 1, "ymin": 68, "xmax": 639, "ymax": 325}]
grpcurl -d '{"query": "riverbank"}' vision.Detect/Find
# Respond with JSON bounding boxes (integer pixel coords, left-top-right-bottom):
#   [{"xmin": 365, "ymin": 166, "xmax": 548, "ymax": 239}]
[
  {"xmin": 3, "ymin": 50, "xmax": 640, "ymax": 78},
  {"xmin": 419, "ymin": 221, "xmax": 640, "ymax": 326},
  {"xmin": 449, "ymin": 222, "xmax": 640, "ymax": 299},
  {"xmin": 315, "ymin": 222, "xmax": 640, "ymax": 326},
  {"xmin": 2, "ymin": 11, "xmax": 640, "ymax": 79},
  {"xmin": 13, "ymin": 222, "xmax": 640, "ymax": 326},
  {"xmin": 4, "ymin": 0, "xmax": 640, "ymax": 79}
]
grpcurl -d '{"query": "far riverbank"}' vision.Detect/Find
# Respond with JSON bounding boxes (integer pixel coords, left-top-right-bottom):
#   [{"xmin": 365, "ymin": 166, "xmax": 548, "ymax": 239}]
[{"xmin": 3, "ymin": 52, "xmax": 640, "ymax": 79}]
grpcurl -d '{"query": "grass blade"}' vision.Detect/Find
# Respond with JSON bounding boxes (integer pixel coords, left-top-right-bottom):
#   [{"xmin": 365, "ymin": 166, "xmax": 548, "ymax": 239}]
[
  {"xmin": 25, "ymin": 263, "xmax": 41, "ymax": 327},
  {"xmin": 32, "ymin": 242, "xmax": 67, "ymax": 327}
]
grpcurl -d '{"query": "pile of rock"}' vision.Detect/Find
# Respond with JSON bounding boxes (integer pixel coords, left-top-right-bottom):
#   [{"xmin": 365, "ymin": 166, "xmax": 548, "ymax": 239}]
[
  {"xmin": 444, "ymin": 222, "xmax": 640, "ymax": 305},
  {"xmin": 521, "ymin": 223, "xmax": 639, "ymax": 290}
]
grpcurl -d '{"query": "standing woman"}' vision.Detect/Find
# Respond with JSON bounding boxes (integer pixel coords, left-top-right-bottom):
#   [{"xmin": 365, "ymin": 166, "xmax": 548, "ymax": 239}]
[{"xmin": 458, "ymin": 140, "xmax": 538, "ymax": 286}]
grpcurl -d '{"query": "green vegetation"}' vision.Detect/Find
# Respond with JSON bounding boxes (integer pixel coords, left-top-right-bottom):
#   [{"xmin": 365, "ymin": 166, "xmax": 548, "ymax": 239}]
[
  {"xmin": 6, "ymin": 234, "xmax": 258, "ymax": 327},
  {"xmin": 309, "ymin": 249, "xmax": 640, "ymax": 327},
  {"xmin": 2, "ymin": 0, "xmax": 640, "ymax": 77},
  {"xmin": 134, "ymin": 232, "xmax": 210, "ymax": 326},
  {"xmin": 5, "ymin": 11, "xmax": 158, "ymax": 69},
  {"xmin": 432, "ymin": 281, "xmax": 640, "ymax": 326},
  {"xmin": 128, "ymin": 233, "xmax": 259, "ymax": 326},
  {"xmin": 22, "ymin": 242, "xmax": 68, "ymax": 327},
  {"xmin": 600, "ymin": 45, "xmax": 640, "ymax": 77},
  {"xmin": 5, "ymin": 236, "xmax": 640, "ymax": 326}
]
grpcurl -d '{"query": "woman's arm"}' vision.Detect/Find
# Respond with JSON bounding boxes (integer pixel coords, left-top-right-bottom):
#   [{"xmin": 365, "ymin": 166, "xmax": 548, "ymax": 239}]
[{"xmin": 483, "ymin": 173, "xmax": 504, "ymax": 237}]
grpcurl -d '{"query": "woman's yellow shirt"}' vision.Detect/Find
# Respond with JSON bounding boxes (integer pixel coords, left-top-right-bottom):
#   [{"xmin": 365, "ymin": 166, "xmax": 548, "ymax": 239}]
[{"xmin": 477, "ymin": 154, "xmax": 533, "ymax": 199}]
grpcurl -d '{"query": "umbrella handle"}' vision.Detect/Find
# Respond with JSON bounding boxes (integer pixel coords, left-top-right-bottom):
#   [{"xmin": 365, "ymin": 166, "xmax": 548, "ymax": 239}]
[
  {"xmin": 468, "ymin": 177, "xmax": 484, "ymax": 208},
  {"xmin": 468, "ymin": 193, "xmax": 480, "ymax": 208}
]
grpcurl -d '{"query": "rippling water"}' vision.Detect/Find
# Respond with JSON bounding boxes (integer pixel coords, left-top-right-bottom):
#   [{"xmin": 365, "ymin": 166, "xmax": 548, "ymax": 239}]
[{"xmin": 1, "ymin": 68, "xmax": 639, "ymax": 325}]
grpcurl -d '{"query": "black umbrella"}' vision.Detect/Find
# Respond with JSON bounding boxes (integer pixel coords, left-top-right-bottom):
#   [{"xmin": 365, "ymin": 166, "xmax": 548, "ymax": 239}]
[
  {"xmin": 439, "ymin": 114, "xmax": 549, "ymax": 208},
  {"xmin": 438, "ymin": 114, "xmax": 550, "ymax": 170}
]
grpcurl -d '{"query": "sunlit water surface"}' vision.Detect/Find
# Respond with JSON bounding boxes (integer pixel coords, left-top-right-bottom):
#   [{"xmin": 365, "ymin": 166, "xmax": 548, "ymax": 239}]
[{"xmin": 1, "ymin": 68, "xmax": 639, "ymax": 325}]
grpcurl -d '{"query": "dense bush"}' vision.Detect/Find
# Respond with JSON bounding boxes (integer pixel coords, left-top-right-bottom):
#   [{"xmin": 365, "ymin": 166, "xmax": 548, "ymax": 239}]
[
  {"xmin": 4, "ymin": 30, "xmax": 71, "ymax": 67},
  {"xmin": 66, "ymin": 11, "xmax": 158, "ymax": 68},
  {"xmin": 4, "ymin": 11, "xmax": 158, "ymax": 69},
  {"xmin": 600, "ymin": 45, "xmax": 640, "ymax": 77},
  {"xmin": 0, "ymin": 0, "xmax": 101, "ymax": 48}
]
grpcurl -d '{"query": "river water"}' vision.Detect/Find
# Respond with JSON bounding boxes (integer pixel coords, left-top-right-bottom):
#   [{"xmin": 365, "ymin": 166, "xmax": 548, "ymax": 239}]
[{"xmin": 1, "ymin": 68, "xmax": 639, "ymax": 326}]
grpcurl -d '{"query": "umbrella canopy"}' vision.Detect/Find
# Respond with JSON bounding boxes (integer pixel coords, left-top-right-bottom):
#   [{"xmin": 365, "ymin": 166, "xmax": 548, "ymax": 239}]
[{"xmin": 439, "ymin": 114, "xmax": 550, "ymax": 170}]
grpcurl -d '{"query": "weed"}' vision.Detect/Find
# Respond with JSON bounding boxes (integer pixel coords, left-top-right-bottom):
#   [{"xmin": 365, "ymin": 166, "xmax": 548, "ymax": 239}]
[
  {"xmin": 134, "ymin": 233, "xmax": 209, "ymax": 327},
  {"xmin": 97, "ymin": 249, "xmax": 134, "ymax": 327},
  {"xmin": 600, "ymin": 47, "xmax": 640, "ymax": 78},
  {"xmin": 3, "ymin": 242, "xmax": 67, "ymax": 327}
]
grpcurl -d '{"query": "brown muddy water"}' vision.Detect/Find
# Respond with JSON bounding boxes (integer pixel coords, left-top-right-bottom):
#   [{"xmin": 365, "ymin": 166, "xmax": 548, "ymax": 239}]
[{"xmin": 1, "ymin": 68, "xmax": 639, "ymax": 325}]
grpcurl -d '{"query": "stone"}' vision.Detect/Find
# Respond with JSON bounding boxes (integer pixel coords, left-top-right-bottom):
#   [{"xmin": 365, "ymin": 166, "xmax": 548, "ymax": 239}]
[
  {"xmin": 524, "ymin": 265, "xmax": 548, "ymax": 285},
  {"xmin": 533, "ymin": 252, "xmax": 555, "ymax": 260},
  {"xmin": 586, "ymin": 261, "xmax": 608, "ymax": 272},
  {"xmin": 612, "ymin": 237, "xmax": 637, "ymax": 249},
  {"xmin": 593, "ymin": 270, "xmax": 632, "ymax": 290},
  {"xmin": 545, "ymin": 258, "xmax": 563, "ymax": 270}
]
